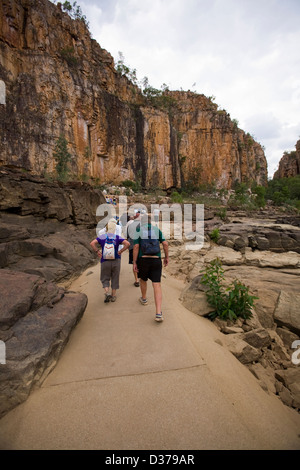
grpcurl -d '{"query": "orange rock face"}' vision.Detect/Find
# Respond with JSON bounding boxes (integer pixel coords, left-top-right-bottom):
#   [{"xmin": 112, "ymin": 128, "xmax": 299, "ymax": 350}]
[
  {"xmin": 0, "ymin": 0, "xmax": 267, "ymax": 189},
  {"xmin": 273, "ymin": 140, "xmax": 300, "ymax": 179}
]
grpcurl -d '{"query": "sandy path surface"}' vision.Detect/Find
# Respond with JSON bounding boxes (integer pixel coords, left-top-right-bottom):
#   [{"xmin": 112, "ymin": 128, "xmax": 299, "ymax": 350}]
[{"xmin": 0, "ymin": 258, "xmax": 299, "ymax": 450}]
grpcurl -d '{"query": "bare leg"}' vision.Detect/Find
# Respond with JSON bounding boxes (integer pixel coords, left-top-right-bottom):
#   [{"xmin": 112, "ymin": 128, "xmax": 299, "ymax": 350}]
[
  {"xmin": 140, "ymin": 279, "xmax": 147, "ymax": 300},
  {"xmin": 104, "ymin": 286, "xmax": 111, "ymax": 302},
  {"xmin": 133, "ymin": 267, "xmax": 139, "ymax": 283},
  {"xmin": 152, "ymin": 282, "xmax": 162, "ymax": 314}
]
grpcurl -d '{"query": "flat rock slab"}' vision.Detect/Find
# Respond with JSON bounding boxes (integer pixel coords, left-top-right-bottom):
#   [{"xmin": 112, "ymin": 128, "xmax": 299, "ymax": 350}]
[{"xmin": 0, "ymin": 269, "xmax": 88, "ymax": 418}]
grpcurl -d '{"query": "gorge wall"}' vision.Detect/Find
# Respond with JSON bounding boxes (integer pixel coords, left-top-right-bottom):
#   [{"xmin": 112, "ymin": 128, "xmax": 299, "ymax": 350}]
[
  {"xmin": 0, "ymin": 0, "xmax": 268, "ymax": 190},
  {"xmin": 273, "ymin": 140, "xmax": 300, "ymax": 179}
]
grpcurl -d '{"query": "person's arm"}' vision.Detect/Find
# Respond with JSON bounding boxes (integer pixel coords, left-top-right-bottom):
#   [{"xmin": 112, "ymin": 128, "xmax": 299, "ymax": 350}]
[
  {"xmin": 132, "ymin": 243, "xmax": 140, "ymax": 272},
  {"xmin": 118, "ymin": 239, "xmax": 130, "ymax": 255},
  {"xmin": 90, "ymin": 239, "xmax": 102, "ymax": 258},
  {"xmin": 162, "ymin": 240, "xmax": 169, "ymax": 267}
]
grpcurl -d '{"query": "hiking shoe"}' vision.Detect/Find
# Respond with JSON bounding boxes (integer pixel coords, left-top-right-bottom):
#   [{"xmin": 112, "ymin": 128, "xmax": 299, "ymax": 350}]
[
  {"xmin": 139, "ymin": 297, "xmax": 148, "ymax": 306},
  {"xmin": 111, "ymin": 296, "xmax": 117, "ymax": 302},
  {"xmin": 134, "ymin": 282, "xmax": 140, "ymax": 287},
  {"xmin": 104, "ymin": 294, "xmax": 111, "ymax": 303},
  {"xmin": 155, "ymin": 312, "xmax": 164, "ymax": 322}
]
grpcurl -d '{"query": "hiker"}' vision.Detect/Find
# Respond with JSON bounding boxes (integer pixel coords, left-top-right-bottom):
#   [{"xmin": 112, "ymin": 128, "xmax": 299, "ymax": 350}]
[
  {"xmin": 125, "ymin": 211, "xmax": 141, "ymax": 287},
  {"xmin": 120, "ymin": 211, "xmax": 130, "ymax": 227},
  {"xmin": 153, "ymin": 208, "xmax": 160, "ymax": 225},
  {"xmin": 132, "ymin": 213, "xmax": 169, "ymax": 322},
  {"xmin": 90, "ymin": 219, "xmax": 130, "ymax": 303},
  {"xmin": 97, "ymin": 217, "xmax": 123, "ymax": 249}
]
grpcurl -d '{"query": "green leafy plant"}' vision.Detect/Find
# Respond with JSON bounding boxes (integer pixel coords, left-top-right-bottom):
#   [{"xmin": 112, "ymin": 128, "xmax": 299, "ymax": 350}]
[
  {"xmin": 200, "ymin": 258, "xmax": 227, "ymax": 317},
  {"xmin": 251, "ymin": 183, "xmax": 266, "ymax": 208},
  {"xmin": 209, "ymin": 228, "xmax": 220, "ymax": 243},
  {"xmin": 53, "ymin": 135, "xmax": 71, "ymax": 181},
  {"xmin": 216, "ymin": 208, "xmax": 227, "ymax": 221},
  {"xmin": 228, "ymin": 181, "xmax": 255, "ymax": 209},
  {"xmin": 121, "ymin": 176, "xmax": 142, "ymax": 193},
  {"xmin": 200, "ymin": 258, "xmax": 257, "ymax": 321},
  {"xmin": 170, "ymin": 191, "xmax": 183, "ymax": 203}
]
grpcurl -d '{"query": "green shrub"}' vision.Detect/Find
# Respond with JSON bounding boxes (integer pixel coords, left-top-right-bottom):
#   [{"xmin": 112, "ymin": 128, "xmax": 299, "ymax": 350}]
[
  {"xmin": 266, "ymin": 175, "xmax": 300, "ymax": 210},
  {"xmin": 216, "ymin": 208, "xmax": 227, "ymax": 221},
  {"xmin": 251, "ymin": 184, "xmax": 266, "ymax": 208},
  {"xmin": 209, "ymin": 228, "xmax": 220, "ymax": 243},
  {"xmin": 59, "ymin": 47, "xmax": 78, "ymax": 67},
  {"xmin": 53, "ymin": 135, "xmax": 71, "ymax": 182},
  {"xmin": 121, "ymin": 179, "xmax": 136, "ymax": 188},
  {"xmin": 170, "ymin": 191, "xmax": 183, "ymax": 203},
  {"xmin": 200, "ymin": 258, "xmax": 257, "ymax": 321},
  {"xmin": 121, "ymin": 179, "xmax": 141, "ymax": 192},
  {"xmin": 62, "ymin": 1, "xmax": 89, "ymax": 27}
]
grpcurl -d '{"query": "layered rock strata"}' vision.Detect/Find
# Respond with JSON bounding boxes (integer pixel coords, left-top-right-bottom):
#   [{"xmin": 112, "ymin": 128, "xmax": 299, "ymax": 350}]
[
  {"xmin": 211, "ymin": 217, "xmax": 300, "ymax": 254},
  {"xmin": 0, "ymin": 167, "xmax": 105, "ymax": 417},
  {"xmin": 0, "ymin": 167, "xmax": 105, "ymax": 280},
  {"xmin": 0, "ymin": 0, "xmax": 267, "ymax": 190}
]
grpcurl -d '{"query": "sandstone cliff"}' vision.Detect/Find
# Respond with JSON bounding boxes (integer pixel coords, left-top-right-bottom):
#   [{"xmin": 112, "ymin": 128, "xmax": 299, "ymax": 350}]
[
  {"xmin": 273, "ymin": 140, "xmax": 300, "ymax": 179},
  {"xmin": 0, "ymin": 0, "xmax": 267, "ymax": 189}
]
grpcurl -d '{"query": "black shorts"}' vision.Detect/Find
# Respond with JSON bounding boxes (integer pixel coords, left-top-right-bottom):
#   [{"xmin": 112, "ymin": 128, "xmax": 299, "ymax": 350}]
[{"xmin": 137, "ymin": 257, "xmax": 162, "ymax": 283}]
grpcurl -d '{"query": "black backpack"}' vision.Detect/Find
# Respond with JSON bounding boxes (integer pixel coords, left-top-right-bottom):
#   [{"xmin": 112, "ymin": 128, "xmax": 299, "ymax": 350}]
[{"xmin": 140, "ymin": 227, "xmax": 160, "ymax": 256}]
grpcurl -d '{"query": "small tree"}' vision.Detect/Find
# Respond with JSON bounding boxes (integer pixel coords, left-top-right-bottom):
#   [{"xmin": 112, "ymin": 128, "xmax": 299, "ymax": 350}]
[
  {"xmin": 53, "ymin": 135, "xmax": 71, "ymax": 181},
  {"xmin": 200, "ymin": 258, "xmax": 257, "ymax": 321},
  {"xmin": 251, "ymin": 184, "xmax": 266, "ymax": 208},
  {"xmin": 61, "ymin": 1, "xmax": 89, "ymax": 27}
]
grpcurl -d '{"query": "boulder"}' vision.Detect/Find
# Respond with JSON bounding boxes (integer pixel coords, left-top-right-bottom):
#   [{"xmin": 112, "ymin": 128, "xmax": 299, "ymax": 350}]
[
  {"xmin": 216, "ymin": 217, "xmax": 300, "ymax": 254},
  {"xmin": 224, "ymin": 334, "xmax": 262, "ymax": 364},
  {"xmin": 248, "ymin": 362, "xmax": 276, "ymax": 395},
  {"xmin": 204, "ymin": 245, "xmax": 244, "ymax": 265},
  {"xmin": 0, "ymin": 270, "xmax": 88, "ymax": 418},
  {"xmin": 276, "ymin": 327, "xmax": 299, "ymax": 351},
  {"xmin": 254, "ymin": 288, "xmax": 279, "ymax": 329},
  {"xmin": 274, "ymin": 291, "xmax": 300, "ymax": 336},
  {"xmin": 244, "ymin": 249, "xmax": 300, "ymax": 268},
  {"xmin": 275, "ymin": 368, "xmax": 300, "ymax": 409},
  {"xmin": 0, "ymin": 168, "xmax": 105, "ymax": 226},
  {"xmin": 243, "ymin": 328, "xmax": 272, "ymax": 349},
  {"xmin": 0, "ymin": 214, "xmax": 97, "ymax": 282},
  {"xmin": 0, "ymin": 170, "xmax": 73, "ymax": 221},
  {"xmin": 180, "ymin": 276, "xmax": 214, "ymax": 317},
  {"xmin": 222, "ymin": 326, "xmax": 244, "ymax": 334}
]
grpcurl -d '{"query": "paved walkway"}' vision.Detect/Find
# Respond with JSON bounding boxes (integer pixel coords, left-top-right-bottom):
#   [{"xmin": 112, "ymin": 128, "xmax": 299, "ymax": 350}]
[{"xmin": 0, "ymin": 260, "xmax": 299, "ymax": 450}]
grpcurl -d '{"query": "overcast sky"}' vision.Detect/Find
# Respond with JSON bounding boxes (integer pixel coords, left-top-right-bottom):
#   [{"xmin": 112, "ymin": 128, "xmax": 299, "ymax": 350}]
[{"xmin": 65, "ymin": 0, "xmax": 300, "ymax": 178}]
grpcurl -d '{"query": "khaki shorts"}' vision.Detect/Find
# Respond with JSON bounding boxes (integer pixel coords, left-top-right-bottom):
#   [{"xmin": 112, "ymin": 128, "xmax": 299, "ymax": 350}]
[{"xmin": 100, "ymin": 259, "xmax": 121, "ymax": 289}]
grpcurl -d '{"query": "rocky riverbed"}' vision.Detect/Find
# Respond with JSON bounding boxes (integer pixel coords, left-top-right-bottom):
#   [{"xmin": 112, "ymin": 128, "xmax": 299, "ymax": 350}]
[{"xmin": 166, "ymin": 212, "xmax": 300, "ymax": 412}]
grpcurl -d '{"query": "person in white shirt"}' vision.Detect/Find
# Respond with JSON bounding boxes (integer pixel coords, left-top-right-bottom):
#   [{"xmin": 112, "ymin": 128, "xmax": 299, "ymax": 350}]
[{"xmin": 125, "ymin": 211, "xmax": 141, "ymax": 287}]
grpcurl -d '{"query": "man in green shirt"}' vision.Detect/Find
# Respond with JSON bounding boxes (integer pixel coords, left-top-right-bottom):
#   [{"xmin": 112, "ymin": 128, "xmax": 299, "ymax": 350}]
[{"xmin": 133, "ymin": 213, "xmax": 169, "ymax": 322}]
